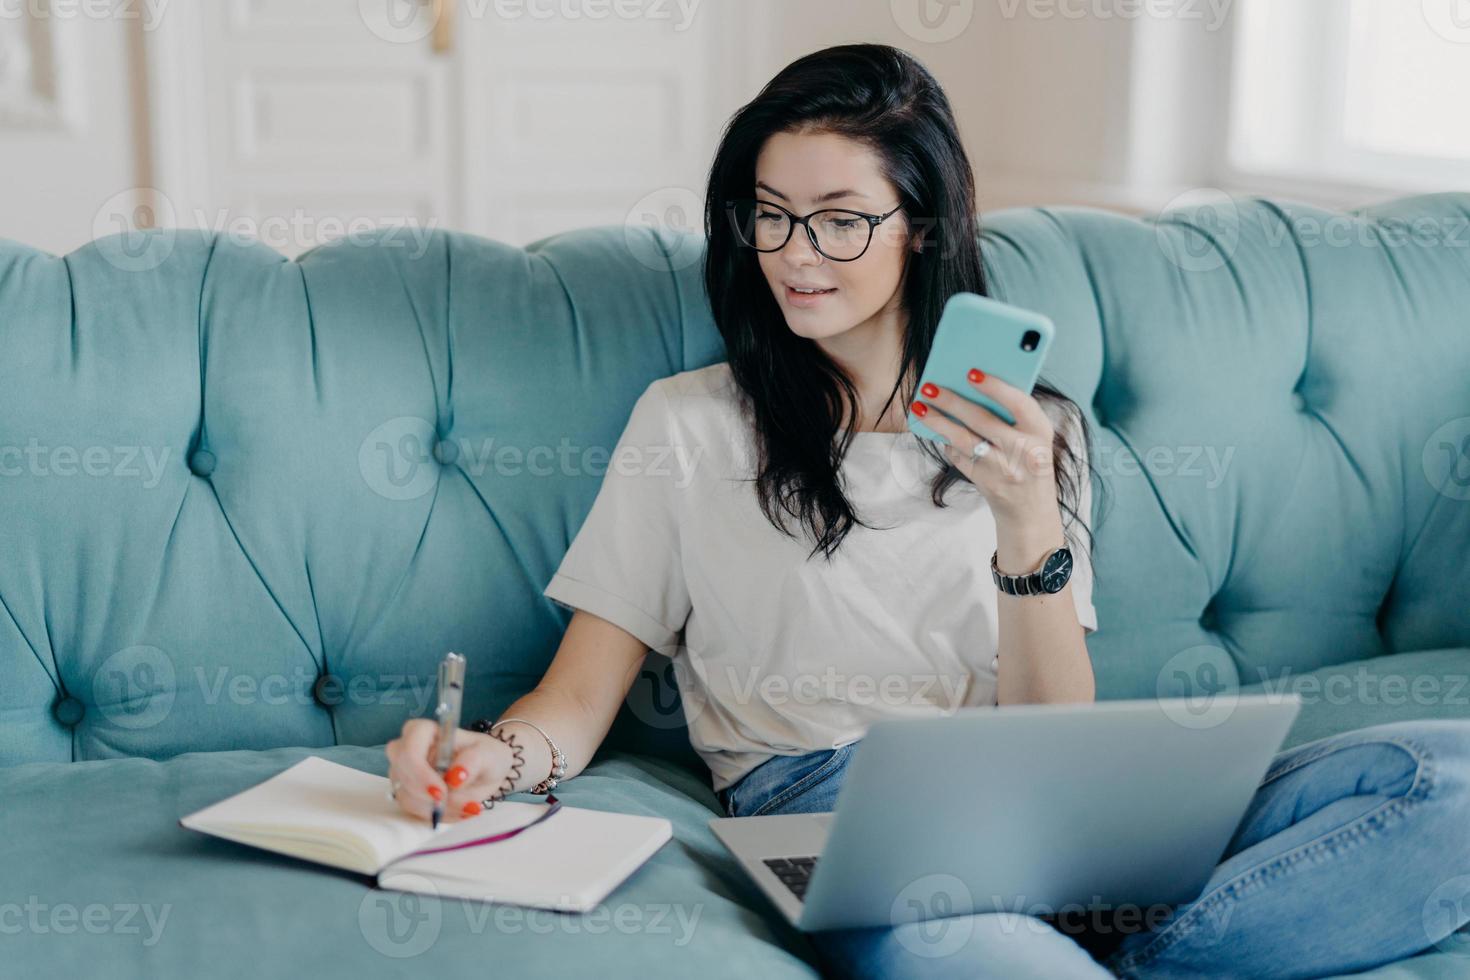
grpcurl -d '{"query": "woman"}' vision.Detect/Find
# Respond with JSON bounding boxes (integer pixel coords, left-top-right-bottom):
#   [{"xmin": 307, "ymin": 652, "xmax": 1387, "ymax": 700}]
[{"xmin": 386, "ymin": 44, "xmax": 1470, "ymax": 979}]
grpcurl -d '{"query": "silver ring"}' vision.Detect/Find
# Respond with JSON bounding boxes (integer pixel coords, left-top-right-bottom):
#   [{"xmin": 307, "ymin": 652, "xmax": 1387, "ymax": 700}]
[{"xmin": 970, "ymin": 438, "xmax": 991, "ymax": 460}]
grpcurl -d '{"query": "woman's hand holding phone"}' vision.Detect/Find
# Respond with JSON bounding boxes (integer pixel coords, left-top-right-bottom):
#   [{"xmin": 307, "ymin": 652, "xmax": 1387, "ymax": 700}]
[
  {"xmin": 911, "ymin": 369, "xmax": 1058, "ymax": 525},
  {"xmin": 906, "ymin": 293, "xmax": 1062, "ymax": 527}
]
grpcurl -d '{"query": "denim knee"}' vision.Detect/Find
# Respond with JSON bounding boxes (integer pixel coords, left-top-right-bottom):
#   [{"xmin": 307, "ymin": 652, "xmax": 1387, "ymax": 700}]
[{"xmin": 1397, "ymin": 720, "xmax": 1470, "ymax": 850}]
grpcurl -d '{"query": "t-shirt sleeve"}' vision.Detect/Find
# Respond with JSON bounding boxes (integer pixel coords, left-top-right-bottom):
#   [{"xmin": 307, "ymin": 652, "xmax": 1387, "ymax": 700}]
[
  {"xmin": 1065, "ymin": 413, "xmax": 1099, "ymax": 635},
  {"xmin": 542, "ymin": 380, "xmax": 692, "ymax": 653}
]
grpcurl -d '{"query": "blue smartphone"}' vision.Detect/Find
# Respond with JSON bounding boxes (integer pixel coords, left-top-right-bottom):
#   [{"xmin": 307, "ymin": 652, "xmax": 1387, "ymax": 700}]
[{"xmin": 908, "ymin": 292, "xmax": 1055, "ymax": 443}]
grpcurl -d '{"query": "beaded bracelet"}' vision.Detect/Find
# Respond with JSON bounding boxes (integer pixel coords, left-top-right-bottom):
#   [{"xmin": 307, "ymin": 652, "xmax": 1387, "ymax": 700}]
[{"xmin": 471, "ymin": 716, "xmax": 567, "ymax": 794}]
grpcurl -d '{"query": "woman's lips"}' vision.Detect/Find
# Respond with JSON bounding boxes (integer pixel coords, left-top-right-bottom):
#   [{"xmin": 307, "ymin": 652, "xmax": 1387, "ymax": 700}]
[{"xmin": 784, "ymin": 284, "xmax": 838, "ymax": 308}]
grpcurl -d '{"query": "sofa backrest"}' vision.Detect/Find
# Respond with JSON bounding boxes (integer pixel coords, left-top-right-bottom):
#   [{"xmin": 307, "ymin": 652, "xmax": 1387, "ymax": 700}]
[
  {"xmin": 2, "ymin": 192, "xmax": 1467, "ymax": 767},
  {"xmin": 981, "ymin": 193, "xmax": 1470, "ymax": 701}
]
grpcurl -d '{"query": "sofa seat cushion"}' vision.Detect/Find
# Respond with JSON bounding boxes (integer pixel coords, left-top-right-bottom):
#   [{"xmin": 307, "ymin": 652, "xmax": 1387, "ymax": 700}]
[
  {"xmin": 0, "ymin": 743, "xmax": 819, "ymax": 978},
  {"xmin": 1239, "ymin": 647, "xmax": 1470, "ymax": 750},
  {"xmin": 3, "ymin": 709, "xmax": 1467, "ymax": 977}
]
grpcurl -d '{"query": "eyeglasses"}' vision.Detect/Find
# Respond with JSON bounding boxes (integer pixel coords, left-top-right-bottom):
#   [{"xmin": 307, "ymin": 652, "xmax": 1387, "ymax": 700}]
[{"xmin": 725, "ymin": 198, "xmax": 904, "ymax": 262}]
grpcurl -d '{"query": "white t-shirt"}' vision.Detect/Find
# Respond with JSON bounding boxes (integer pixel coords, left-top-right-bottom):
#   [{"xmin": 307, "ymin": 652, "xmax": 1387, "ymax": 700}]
[{"xmin": 543, "ymin": 362, "xmax": 1097, "ymax": 792}]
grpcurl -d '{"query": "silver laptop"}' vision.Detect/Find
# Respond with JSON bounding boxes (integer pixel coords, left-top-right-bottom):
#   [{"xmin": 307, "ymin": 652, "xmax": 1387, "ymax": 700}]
[{"xmin": 710, "ymin": 694, "xmax": 1301, "ymax": 931}]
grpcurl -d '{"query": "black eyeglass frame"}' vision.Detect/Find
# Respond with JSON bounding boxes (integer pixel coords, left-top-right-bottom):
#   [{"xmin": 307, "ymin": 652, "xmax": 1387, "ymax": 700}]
[{"xmin": 724, "ymin": 198, "xmax": 905, "ymax": 262}]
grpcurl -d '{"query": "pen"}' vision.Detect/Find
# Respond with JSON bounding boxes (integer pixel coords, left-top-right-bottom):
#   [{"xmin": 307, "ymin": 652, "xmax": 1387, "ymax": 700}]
[{"xmin": 431, "ymin": 651, "xmax": 466, "ymax": 830}]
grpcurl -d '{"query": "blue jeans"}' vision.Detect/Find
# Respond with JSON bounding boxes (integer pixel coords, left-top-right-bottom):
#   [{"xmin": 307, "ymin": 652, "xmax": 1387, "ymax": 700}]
[{"xmin": 716, "ymin": 719, "xmax": 1470, "ymax": 979}]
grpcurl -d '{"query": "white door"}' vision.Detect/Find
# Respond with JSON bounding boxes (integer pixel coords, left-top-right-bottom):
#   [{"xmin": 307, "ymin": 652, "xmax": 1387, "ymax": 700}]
[
  {"xmin": 458, "ymin": 0, "xmax": 754, "ymax": 244},
  {"xmin": 144, "ymin": 0, "xmax": 762, "ymax": 255},
  {"xmin": 146, "ymin": 0, "xmax": 458, "ymax": 257}
]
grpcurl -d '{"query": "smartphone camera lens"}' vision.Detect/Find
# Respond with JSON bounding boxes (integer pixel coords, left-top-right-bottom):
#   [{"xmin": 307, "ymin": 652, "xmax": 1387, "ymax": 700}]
[{"xmin": 1020, "ymin": 330, "xmax": 1041, "ymax": 352}]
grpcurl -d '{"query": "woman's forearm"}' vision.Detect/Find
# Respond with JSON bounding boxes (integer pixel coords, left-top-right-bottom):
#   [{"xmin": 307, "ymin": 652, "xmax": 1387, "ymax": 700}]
[
  {"xmin": 993, "ymin": 503, "xmax": 1096, "ymax": 705},
  {"xmin": 488, "ymin": 609, "xmax": 650, "ymax": 793},
  {"xmin": 488, "ymin": 688, "xmax": 590, "ymax": 794}
]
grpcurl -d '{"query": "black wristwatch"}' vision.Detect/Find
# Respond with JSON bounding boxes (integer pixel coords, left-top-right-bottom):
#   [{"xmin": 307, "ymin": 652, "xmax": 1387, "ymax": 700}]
[{"xmin": 991, "ymin": 546, "xmax": 1073, "ymax": 596}]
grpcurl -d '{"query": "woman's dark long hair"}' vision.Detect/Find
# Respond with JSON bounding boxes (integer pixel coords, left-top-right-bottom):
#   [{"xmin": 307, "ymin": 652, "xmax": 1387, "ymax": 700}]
[{"xmin": 703, "ymin": 43, "xmax": 1098, "ymax": 565}]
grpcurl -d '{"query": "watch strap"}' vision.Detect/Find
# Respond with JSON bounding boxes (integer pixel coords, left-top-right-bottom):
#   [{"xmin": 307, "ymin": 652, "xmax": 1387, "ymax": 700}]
[{"xmin": 991, "ymin": 547, "xmax": 1071, "ymax": 596}]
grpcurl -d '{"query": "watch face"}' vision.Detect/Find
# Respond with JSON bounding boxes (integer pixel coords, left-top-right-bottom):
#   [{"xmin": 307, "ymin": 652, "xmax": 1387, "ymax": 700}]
[{"xmin": 1040, "ymin": 548, "xmax": 1073, "ymax": 594}]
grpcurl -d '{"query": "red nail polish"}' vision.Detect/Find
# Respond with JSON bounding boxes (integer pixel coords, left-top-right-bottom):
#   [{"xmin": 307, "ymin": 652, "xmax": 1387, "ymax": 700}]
[
  {"xmin": 968, "ymin": 368, "xmax": 986, "ymax": 383},
  {"xmin": 461, "ymin": 801, "xmax": 482, "ymax": 817},
  {"xmin": 427, "ymin": 785, "xmax": 443, "ymax": 801},
  {"xmin": 445, "ymin": 765, "xmax": 468, "ymax": 788},
  {"xmin": 911, "ymin": 401, "xmax": 928, "ymax": 417},
  {"xmin": 920, "ymin": 382, "xmax": 939, "ymax": 398}
]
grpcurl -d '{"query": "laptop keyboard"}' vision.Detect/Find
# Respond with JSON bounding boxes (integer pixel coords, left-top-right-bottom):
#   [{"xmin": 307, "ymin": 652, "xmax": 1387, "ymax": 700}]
[{"xmin": 763, "ymin": 856, "xmax": 819, "ymax": 900}]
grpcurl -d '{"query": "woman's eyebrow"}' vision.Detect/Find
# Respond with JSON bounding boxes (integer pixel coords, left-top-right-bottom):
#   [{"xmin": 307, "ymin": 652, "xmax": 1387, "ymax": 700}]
[{"xmin": 755, "ymin": 181, "xmax": 869, "ymax": 204}]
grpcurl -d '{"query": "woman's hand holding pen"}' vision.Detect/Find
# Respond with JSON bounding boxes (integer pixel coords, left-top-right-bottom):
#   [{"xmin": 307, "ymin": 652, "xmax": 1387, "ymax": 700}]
[
  {"xmin": 383, "ymin": 611, "xmax": 651, "ymax": 824},
  {"xmin": 387, "ymin": 720, "xmax": 532, "ymax": 822}
]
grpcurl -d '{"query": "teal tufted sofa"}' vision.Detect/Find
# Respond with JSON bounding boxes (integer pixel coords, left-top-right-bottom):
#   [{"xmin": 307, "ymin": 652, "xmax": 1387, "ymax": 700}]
[{"xmin": 2, "ymin": 192, "xmax": 1468, "ymax": 978}]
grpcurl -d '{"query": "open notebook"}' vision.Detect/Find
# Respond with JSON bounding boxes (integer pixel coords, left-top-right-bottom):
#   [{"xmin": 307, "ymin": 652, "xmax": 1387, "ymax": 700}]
[{"xmin": 180, "ymin": 756, "xmax": 672, "ymax": 912}]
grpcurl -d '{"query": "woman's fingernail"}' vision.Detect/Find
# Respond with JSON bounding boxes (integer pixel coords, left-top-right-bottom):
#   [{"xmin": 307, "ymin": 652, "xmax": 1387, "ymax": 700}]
[
  {"xmin": 911, "ymin": 401, "xmax": 928, "ymax": 417},
  {"xmin": 461, "ymin": 801, "xmax": 482, "ymax": 817},
  {"xmin": 920, "ymin": 382, "xmax": 939, "ymax": 398},
  {"xmin": 427, "ymin": 785, "xmax": 443, "ymax": 801},
  {"xmin": 968, "ymin": 368, "xmax": 986, "ymax": 384},
  {"xmin": 445, "ymin": 765, "xmax": 468, "ymax": 788}
]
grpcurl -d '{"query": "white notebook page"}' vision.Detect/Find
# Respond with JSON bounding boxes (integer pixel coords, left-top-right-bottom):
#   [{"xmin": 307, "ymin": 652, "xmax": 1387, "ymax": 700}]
[{"xmin": 180, "ymin": 756, "xmax": 441, "ymax": 872}]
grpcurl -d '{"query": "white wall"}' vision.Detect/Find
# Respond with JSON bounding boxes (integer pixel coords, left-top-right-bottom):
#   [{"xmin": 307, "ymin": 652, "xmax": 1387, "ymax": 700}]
[
  {"xmin": 0, "ymin": 0, "xmax": 1441, "ymax": 258},
  {"xmin": 758, "ymin": 0, "xmax": 1233, "ymax": 214}
]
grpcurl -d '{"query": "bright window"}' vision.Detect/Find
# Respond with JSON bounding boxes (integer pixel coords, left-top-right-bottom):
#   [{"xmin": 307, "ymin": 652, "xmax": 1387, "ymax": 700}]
[{"xmin": 1230, "ymin": 0, "xmax": 1470, "ymax": 190}]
